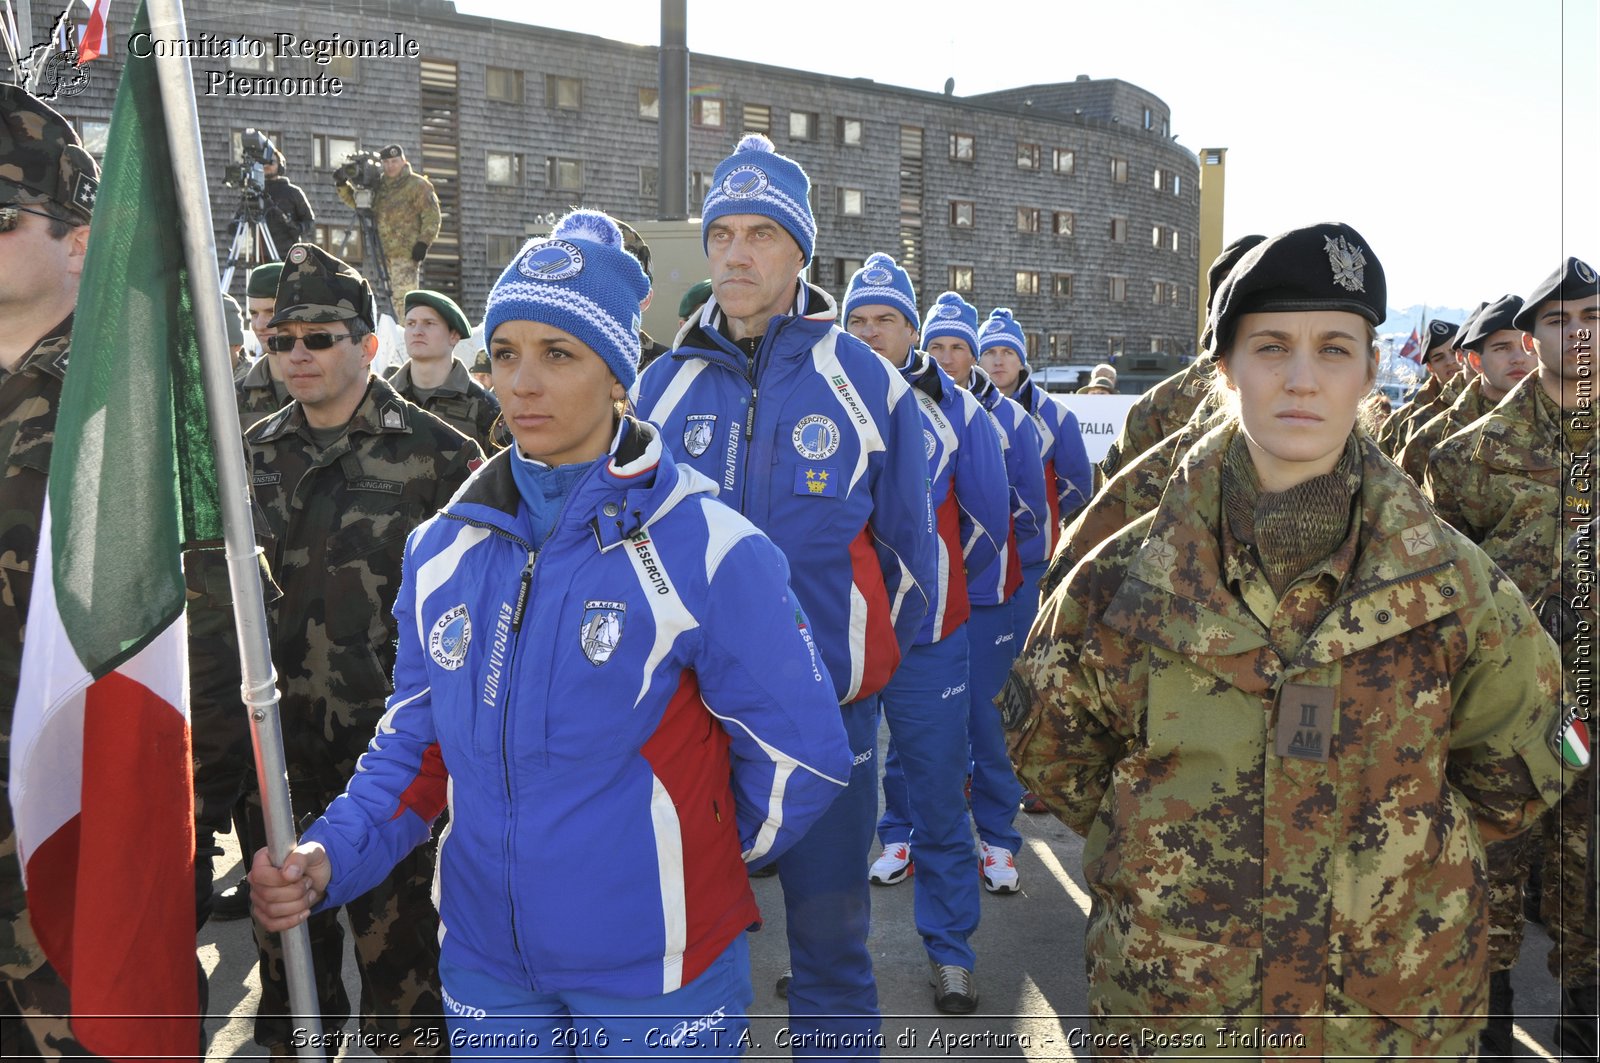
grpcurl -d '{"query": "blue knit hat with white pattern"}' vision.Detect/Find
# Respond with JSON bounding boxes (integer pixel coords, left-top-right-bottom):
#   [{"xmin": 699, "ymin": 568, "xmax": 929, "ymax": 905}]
[
  {"xmin": 702, "ymin": 133, "xmax": 815, "ymax": 264},
  {"xmin": 484, "ymin": 209, "xmax": 650, "ymax": 389},
  {"xmin": 843, "ymin": 252, "xmax": 919, "ymax": 329},
  {"xmin": 977, "ymin": 307, "xmax": 1028, "ymax": 363},
  {"xmin": 920, "ymin": 291, "xmax": 979, "ymax": 352}
]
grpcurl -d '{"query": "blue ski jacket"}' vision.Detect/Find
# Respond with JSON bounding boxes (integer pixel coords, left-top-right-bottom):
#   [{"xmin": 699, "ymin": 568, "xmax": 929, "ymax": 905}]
[
  {"xmin": 1014, "ymin": 371, "xmax": 1093, "ymax": 557},
  {"xmin": 965, "ymin": 365, "xmax": 1047, "ymax": 603}
]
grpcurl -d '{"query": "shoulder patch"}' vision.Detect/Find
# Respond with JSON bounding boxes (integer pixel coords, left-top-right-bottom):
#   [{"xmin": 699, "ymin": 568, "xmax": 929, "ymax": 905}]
[{"xmin": 381, "ymin": 401, "xmax": 409, "ymax": 431}]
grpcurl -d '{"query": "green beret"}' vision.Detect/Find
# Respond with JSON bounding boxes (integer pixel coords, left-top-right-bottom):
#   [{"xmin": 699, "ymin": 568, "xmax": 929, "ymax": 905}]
[
  {"xmin": 678, "ymin": 278, "xmax": 713, "ymax": 320},
  {"xmin": 404, "ymin": 289, "xmax": 470, "ymax": 338},
  {"xmin": 246, "ymin": 262, "xmax": 283, "ymax": 299}
]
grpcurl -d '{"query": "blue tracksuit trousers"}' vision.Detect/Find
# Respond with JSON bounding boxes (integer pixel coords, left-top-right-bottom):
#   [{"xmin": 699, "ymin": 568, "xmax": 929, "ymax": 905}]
[{"xmin": 964, "ymin": 600, "xmax": 1023, "ymax": 853}]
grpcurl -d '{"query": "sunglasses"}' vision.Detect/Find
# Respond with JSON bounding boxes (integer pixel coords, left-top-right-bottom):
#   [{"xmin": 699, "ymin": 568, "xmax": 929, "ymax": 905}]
[
  {"xmin": 0, "ymin": 204, "xmax": 66, "ymax": 232},
  {"xmin": 265, "ymin": 332, "xmax": 354, "ymax": 353}
]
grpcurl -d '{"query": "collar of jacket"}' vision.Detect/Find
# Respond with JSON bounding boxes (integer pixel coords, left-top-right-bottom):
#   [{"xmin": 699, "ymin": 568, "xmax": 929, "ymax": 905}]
[
  {"xmin": 1013, "ymin": 369, "xmax": 1041, "ymax": 413},
  {"xmin": 669, "ymin": 280, "xmax": 836, "ymax": 369},
  {"xmin": 899, "ymin": 349, "xmax": 946, "ymax": 403},
  {"xmin": 388, "ymin": 357, "xmax": 473, "ymax": 397},
  {"xmin": 967, "ymin": 364, "xmax": 1001, "ymax": 410},
  {"xmin": 443, "ymin": 416, "xmax": 715, "ymax": 551},
  {"xmin": 251, "ymin": 375, "xmax": 415, "ymax": 444},
  {"xmin": 239, "ymin": 354, "xmax": 275, "ymax": 390},
  {"xmin": 1102, "ymin": 423, "xmax": 1468, "ymax": 672},
  {"xmin": 1466, "ymin": 370, "xmax": 1560, "ymax": 474},
  {"xmin": 10, "ymin": 314, "xmax": 73, "ymax": 382}
]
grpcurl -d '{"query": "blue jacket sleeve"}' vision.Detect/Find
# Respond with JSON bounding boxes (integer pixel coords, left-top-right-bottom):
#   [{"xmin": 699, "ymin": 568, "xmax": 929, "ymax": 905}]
[
  {"xmin": 1052, "ymin": 403, "xmax": 1093, "ymax": 516},
  {"xmin": 300, "ymin": 547, "xmax": 446, "ymax": 910},
  {"xmin": 872, "ymin": 371, "xmax": 937, "ymax": 658},
  {"xmin": 1011, "ymin": 413, "xmax": 1048, "ymax": 557},
  {"xmin": 694, "ymin": 529, "xmax": 851, "ymax": 868},
  {"xmin": 954, "ymin": 398, "xmax": 1009, "ymax": 581}
]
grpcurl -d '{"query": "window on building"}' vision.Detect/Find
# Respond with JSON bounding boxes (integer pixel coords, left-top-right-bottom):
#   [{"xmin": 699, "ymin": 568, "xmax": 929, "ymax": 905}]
[
  {"xmin": 836, "ymin": 116, "xmax": 863, "ymax": 146},
  {"xmin": 486, "ymin": 66, "xmax": 523, "ymax": 103},
  {"xmin": 789, "ymin": 111, "xmax": 817, "ymax": 141},
  {"xmin": 1110, "ymin": 216, "xmax": 1127, "ymax": 242},
  {"xmin": 1151, "ymin": 281, "xmax": 1165, "ymax": 305},
  {"xmin": 1015, "ymin": 270, "xmax": 1041, "ymax": 296},
  {"xmin": 1053, "ymin": 273, "xmax": 1074, "ymax": 299},
  {"xmin": 486, "ymin": 234, "xmax": 521, "ymax": 267},
  {"xmin": 900, "ymin": 125, "xmax": 923, "ymax": 158},
  {"xmin": 1110, "ymin": 157, "xmax": 1128, "ymax": 183},
  {"xmin": 1108, "ymin": 276, "xmax": 1127, "ymax": 302},
  {"xmin": 950, "ymin": 200, "xmax": 975, "ymax": 228},
  {"xmin": 546, "ymin": 156, "xmax": 581, "ymax": 191},
  {"xmin": 1173, "ymin": 174, "xmax": 1183, "ymax": 197},
  {"xmin": 1053, "ymin": 211, "xmax": 1074, "ymax": 236},
  {"xmin": 1151, "ymin": 337, "xmax": 1166, "ymax": 353},
  {"xmin": 639, "ymin": 167, "xmax": 659, "ymax": 202},
  {"xmin": 693, "ymin": 97, "xmax": 725, "ymax": 129},
  {"xmin": 1143, "ymin": 106, "xmax": 1153, "ymax": 130},
  {"xmin": 1205, "ymin": 149, "xmax": 1224, "ymax": 165},
  {"xmin": 1048, "ymin": 332, "xmax": 1072, "ymax": 361},
  {"xmin": 949, "ymin": 132, "xmax": 975, "ymax": 162},
  {"xmin": 74, "ymin": 118, "xmax": 109, "ymax": 160},
  {"xmin": 1109, "ymin": 335, "xmax": 1125, "ymax": 360},
  {"xmin": 487, "ymin": 152, "xmax": 524, "ymax": 187},
  {"xmin": 546, "ymin": 74, "xmax": 582, "ymax": 110},
  {"xmin": 310, "ymin": 133, "xmax": 357, "ymax": 171},
  {"xmin": 1052, "ymin": 147, "xmax": 1075, "ymax": 175},
  {"xmin": 833, "ymin": 257, "xmax": 865, "ymax": 289},
  {"xmin": 1152, "ymin": 167, "xmax": 1165, "ymax": 191},
  {"xmin": 837, "ymin": 188, "xmax": 864, "ymax": 216},
  {"xmin": 314, "ymin": 224, "xmax": 362, "ymax": 263},
  {"xmin": 691, "ymin": 170, "xmax": 714, "ymax": 203},
  {"xmin": 1152, "ymin": 225, "xmax": 1164, "ymax": 248},
  {"xmin": 743, "ymin": 103, "xmax": 772, "ymax": 134},
  {"xmin": 229, "ymin": 43, "xmax": 274, "ymax": 73},
  {"xmin": 1016, "ymin": 207, "xmax": 1040, "ymax": 234},
  {"xmin": 1168, "ymin": 284, "xmax": 1181, "ymax": 307},
  {"xmin": 1026, "ymin": 333, "xmax": 1043, "ymax": 362},
  {"xmin": 949, "ymin": 265, "xmax": 975, "ymax": 292},
  {"xmin": 1016, "ymin": 142, "xmax": 1041, "ymax": 170},
  {"xmin": 638, "ymin": 87, "xmax": 659, "ymax": 120}
]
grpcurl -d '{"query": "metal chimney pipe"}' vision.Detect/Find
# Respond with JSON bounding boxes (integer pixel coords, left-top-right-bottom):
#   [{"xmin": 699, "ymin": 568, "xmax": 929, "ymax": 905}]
[{"xmin": 657, "ymin": 0, "xmax": 689, "ymax": 221}]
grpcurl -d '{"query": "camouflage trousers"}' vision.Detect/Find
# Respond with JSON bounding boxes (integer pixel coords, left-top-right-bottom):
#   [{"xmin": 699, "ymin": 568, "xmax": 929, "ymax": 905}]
[
  {"xmin": 1, "ymin": 960, "xmax": 95, "ymax": 1058},
  {"xmin": 252, "ymin": 838, "xmax": 445, "ymax": 1058},
  {"xmin": 385, "ymin": 258, "xmax": 420, "ymax": 318}
]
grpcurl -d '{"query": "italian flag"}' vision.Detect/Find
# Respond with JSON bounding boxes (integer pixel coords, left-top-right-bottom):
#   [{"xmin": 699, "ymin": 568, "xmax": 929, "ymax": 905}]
[
  {"xmin": 1560, "ymin": 716, "xmax": 1591, "ymax": 770},
  {"xmin": 11, "ymin": 4, "xmax": 219, "ymax": 1058}
]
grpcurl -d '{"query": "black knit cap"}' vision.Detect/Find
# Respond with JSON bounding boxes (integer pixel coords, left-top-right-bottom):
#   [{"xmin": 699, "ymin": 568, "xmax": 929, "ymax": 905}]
[
  {"xmin": 1198, "ymin": 234, "xmax": 1267, "ymax": 352},
  {"xmin": 1207, "ymin": 222, "xmax": 1386, "ymax": 355},
  {"xmin": 1511, "ymin": 257, "xmax": 1600, "ymax": 331},
  {"xmin": 1460, "ymin": 295, "xmax": 1525, "ymax": 353}
]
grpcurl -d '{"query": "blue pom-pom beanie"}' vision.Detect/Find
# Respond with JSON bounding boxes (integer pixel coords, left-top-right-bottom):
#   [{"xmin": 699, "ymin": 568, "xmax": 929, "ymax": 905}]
[
  {"xmin": 484, "ymin": 209, "xmax": 650, "ymax": 390},
  {"xmin": 921, "ymin": 291, "xmax": 978, "ymax": 352},
  {"xmin": 977, "ymin": 307, "xmax": 1028, "ymax": 363},
  {"xmin": 842, "ymin": 253, "xmax": 920, "ymax": 329},
  {"xmin": 701, "ymin": 133, "xmax": 816, "ymax": 264}
]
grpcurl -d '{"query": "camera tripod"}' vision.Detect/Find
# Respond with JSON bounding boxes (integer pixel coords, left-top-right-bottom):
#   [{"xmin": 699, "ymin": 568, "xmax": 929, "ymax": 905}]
[
  {"xmin": 219, "ymin": 189, "xmax": 278, "ymax": 294},
  {"xmin": 338, "ymin": 189, "xmax": 396, "ymax": 318}
]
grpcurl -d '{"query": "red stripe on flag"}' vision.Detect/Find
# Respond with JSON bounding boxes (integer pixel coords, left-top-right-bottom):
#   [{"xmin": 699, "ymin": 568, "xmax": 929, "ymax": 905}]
[{"xmin": 26, "ymin": 669, "xmax": 199, "ymax": 1060}]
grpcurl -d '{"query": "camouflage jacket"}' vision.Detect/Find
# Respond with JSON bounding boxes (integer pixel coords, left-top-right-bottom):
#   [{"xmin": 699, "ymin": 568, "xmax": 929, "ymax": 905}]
[
  {"xmin": 236, "ymin": 354, "xmax": 288, "ymax": 436},
  {"xmin": 1397, "ymin": 375, "xmax": 1494, "ymax": 485},
  {"xmin": 244, "ymin": 377, "xmax": 480, "ymax": 799},
  {"xmin": 1425, "ymin": 371, "xmax": 1591, "ymax": 608},
  {"xmin": 1374, "ymin": 374, "xmax": 1443, "ymax": 452},
  {"xmin": 1006, "ymin": 424, "xmax": 1568, "ymax": 1057},
  {"xmin": 1098, "ymin": 360, "xmax": 1210, "ymax": 484},
  {"xmin": 338, "ymin": 162, "xmax": 441, "ymax": 261},
  {"xmin": 1380, "ymin": 373, "xmax": 1463, "ymax": 456},
  {"xmin": 385, "ymin": 358, "xmax": 502, "ymax": 452},
  {"xmin": 0, "ymin": 317, "xmax": 71, "ymax": 977}
]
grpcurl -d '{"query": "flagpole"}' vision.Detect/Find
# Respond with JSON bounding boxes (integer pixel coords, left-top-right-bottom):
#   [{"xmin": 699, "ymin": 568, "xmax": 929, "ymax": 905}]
[{"xmin": 142, "ymin": 0, "xmax": 325, "ymax": 1056}]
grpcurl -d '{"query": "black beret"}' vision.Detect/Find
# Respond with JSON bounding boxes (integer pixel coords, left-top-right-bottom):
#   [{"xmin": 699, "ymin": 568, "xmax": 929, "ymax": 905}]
[
  {"xmin": 246, "ymin": 262, "xmax": 283, "ymax": 299},
  {"xmin": 1448, "ymin": 304, "xmax": 1486, "ymax": 352},
  {"xmin": 1207, "ymin": 222, "xmax": 1386, "ymax": 356},
  {"xmin": 1512, "ymin": 257, "xmax": 1600, "ymax": 331},
  {"xmin": 1460, "ymin": 295, "xmax": 1524, "ymax": 353},
  {"xmin": 1422, "ymin": 318, "xmax": 1459, "ymax": 355},
  {"xmin": 404, "ymin": 289, "xmax": 470, "ymax": 337},
  {"xmin": 1198, "ymin": 235, "xmax": 1267, "ymax": 352},
  {"xmin": 378, "ymin": 144, "xmax": 404, "ymax": 160}
]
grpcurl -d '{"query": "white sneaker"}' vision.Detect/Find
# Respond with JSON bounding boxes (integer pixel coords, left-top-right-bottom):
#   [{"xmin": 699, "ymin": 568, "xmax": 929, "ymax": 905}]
[
  {"xmin": 980, "ymin": 842, "xmax": 1019, "ymax": 893},
  {"xmin": 869, "ymin": 842, "xmax": 913, "ymax": 885}
]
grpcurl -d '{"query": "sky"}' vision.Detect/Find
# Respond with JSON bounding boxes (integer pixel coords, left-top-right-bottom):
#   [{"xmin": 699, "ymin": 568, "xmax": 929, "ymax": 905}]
[{"xmin": 456, "ymin": 0, "xmax": 1598, "ymax": 315}]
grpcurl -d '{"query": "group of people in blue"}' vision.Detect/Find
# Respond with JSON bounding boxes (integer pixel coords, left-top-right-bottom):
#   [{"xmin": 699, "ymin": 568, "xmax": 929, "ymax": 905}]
[{"xmin": 251, "ymin": 132, "xmax": 1092, "ymax": 1059}]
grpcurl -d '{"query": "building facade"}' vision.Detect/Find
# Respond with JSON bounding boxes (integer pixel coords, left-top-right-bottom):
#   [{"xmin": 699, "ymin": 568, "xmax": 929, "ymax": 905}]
[{"xmin": 28, "ymin": 0, "xmax": 1205, "ymax": 370}]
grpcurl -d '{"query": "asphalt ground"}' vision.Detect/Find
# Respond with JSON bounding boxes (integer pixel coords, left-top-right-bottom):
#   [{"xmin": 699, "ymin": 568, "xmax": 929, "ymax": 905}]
[{"xmin": 197, "ymin": 720, "xmax": 1571, "ymax": 1061}]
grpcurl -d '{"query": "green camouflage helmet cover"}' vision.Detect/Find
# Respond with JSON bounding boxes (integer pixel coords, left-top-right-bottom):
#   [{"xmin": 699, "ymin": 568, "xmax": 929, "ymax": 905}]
[
  {"xmin": 270, "ymin": 242, "xmax": 375, "ymax": 329},
  {"xmin": 0, "ymin": 84, "xmax": 99, "ymax": 223}
]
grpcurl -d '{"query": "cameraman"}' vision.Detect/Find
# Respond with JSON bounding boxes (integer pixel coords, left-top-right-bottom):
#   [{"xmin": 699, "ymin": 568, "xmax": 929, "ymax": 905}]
[
  {"xmin": 336, "ymin": 143, "xmax": 440, "ymax": 316},
  {"xmin": 259, "ymin": 149, "xmax": 313, "ymax": 262}
]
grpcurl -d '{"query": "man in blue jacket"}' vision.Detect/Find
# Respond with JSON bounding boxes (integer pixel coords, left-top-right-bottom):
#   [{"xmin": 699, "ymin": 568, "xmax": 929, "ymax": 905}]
[
  {"xmin": 635, "ymin": 134, "xmax": 935, "ymax": 1058},
  {"xmin": 842, "ymin": 254, "xmax": 1008, "ymax": 1013}
]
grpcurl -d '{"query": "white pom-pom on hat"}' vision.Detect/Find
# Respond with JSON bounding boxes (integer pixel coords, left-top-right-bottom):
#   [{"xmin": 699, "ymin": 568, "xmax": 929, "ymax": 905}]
[
  {"xmin": 865, "ymin": 251, "xmax": 895, "ymax": 267},
  {"xmin": 988, "ymin": 307, "xmax": 1015, "ymax": 322},
  {"xmin": 551, "ymin": 208, "xmax": 624, "ymax": 249},
  {"xmin": 735, "ymin": 133, "xmax": 776, "ymax": 153}
]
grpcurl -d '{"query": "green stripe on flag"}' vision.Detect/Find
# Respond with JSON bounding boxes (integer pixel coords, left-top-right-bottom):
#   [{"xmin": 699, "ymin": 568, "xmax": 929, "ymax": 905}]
[{"xmin": 49, "ymin": 1, "xmax": 222, "ymax": 678}]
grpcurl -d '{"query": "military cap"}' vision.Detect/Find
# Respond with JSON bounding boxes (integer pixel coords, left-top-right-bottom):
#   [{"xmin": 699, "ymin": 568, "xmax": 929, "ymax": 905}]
[
  {"xmin": 471, "ymin": 347, "xmax": 491, "ymax": 375},
  {"xmin": 404, "ymin": 289, "xmax": 470, "ymax": 337},
  {"xmin": 1512, "ymin": 257, "xmax": 1600, "ymax": 330},
  {"xmin": 613, "ymin": 218, "xmax": 653, "ymax": 281},
  {"xmin": 1199, "ymin": 234, "xmax": 1267, "ymax": 351},
  {"xmin": 1448, "ymin": 304, "xmax": 1485, "ymax": 351},
  {"xmin": 1422, "ymin": 318, "xmax": 1459, "ymax": 355},
  {"xmin": 1460, "ymin": 295, "xmax": 1525, "ymax": 353},
  {"xmin": 0, "ymin": 84, "xmax": 99, "ymax": 223},
  {"xmin": 1207, "ymin": 222, "xmax": 1386, "ymax": 356},
  {"xmin": 246, "ymin": 261, "xmax": 284, "ymax": 299},
  {"xmin": 220, "ymin": 292, "xmax": 245, "ymax": 347},
  {"xmin": 378, "ymin": 144, "xmax": 404, "ymax": 159},
  {"xmin": 269, "ymin": 242, "xmax": 376, "ymax": 329},
  {"xmin": 678, "ymin": 278, "xmax": 713, "ymax": 320}
]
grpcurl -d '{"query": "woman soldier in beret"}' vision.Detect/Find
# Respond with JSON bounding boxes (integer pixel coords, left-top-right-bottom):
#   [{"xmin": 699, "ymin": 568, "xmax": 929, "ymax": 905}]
[{"xmin": 1005, "ymin": 222, "xmax": 1572, "ymax": 1058}]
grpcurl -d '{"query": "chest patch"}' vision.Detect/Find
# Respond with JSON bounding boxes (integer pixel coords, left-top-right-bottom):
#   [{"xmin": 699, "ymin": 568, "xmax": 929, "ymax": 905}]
[
  {"xmin": 429, "ymin": 604, "xmax": 472, "ymax": 670},
  {"xmin": 793, "ymin": 414, "xmax": 840, "ymax": 460},
  {"xmin": 581, "ymin": 600, "xmax": 626, "ymax": 665},
  {"xmin": 683, "ymin": 414, "xmax": 716, "ymax": 458}
]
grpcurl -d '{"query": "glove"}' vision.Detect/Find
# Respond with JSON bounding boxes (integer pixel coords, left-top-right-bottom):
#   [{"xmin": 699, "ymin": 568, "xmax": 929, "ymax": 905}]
[{"xmin": 411, "ymin": 242, "xmax": 428, "ymax": 262}]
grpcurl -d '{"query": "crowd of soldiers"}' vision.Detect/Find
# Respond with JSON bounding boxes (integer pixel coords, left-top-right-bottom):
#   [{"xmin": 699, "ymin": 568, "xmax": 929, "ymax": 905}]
[{"xmin": 3, "ymin": 80, "xmax": 1597, "ymax": 1061}]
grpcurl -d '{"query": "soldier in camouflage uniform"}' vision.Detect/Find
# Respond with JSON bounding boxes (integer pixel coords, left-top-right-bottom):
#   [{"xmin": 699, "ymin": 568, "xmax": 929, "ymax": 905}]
[
  {"xmin": 1098, "ymin": 235, "xmax": 1262, "ymax": 485},
  {"xmin": 1005, "ymin": 224, "xmax": 1572, "ymax": 1058},
  {"xmin": 1425, "ymin": 258, "xmax": 1599, "ymax": 1060},
  {"xmin": 240, "ymin": 242, "xmax": 481, "ymax": 1057},
  {"xmin": 387, "ymin": 288, "xmax": 500, "ymax": 450},
  {"xmin": 0, "ymin": 83, "xmax": 97, "ymax": 1059},
  {"xmin": 1375, "ymin": 316, "xmax": 1463, "ymax": 454},
  {"xmin": 236, "ymin": 261, "xmax": 291, "ymax": 432},
  {"xmin": 1397, "ymin": 295, "xmax": 1532, "ymax": 486},
  {"xmin": 337, "ymin": 144, "xmax": 441, "ymax": 317}
]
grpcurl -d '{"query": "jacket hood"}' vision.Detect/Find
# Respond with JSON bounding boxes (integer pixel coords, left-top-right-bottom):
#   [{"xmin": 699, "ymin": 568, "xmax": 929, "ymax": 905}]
[{"xmin": 442, "ymin": 416, "xmax": 717, "ymax": 549}]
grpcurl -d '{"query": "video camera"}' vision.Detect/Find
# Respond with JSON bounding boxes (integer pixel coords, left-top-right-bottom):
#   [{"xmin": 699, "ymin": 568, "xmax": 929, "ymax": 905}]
[
  {"xmin": 222, "ymin": 128, "xmax": 276, "ymax": 196},
  {"xmin": 334, "ymin": 151, "xmax": 385, "ymax": 193}
]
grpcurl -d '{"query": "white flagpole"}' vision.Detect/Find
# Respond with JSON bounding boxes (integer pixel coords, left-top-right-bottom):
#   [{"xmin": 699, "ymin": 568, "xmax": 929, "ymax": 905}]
[{"xmin": 141, "ymin": 0, "xmax": 325, "ymax": 1057}]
